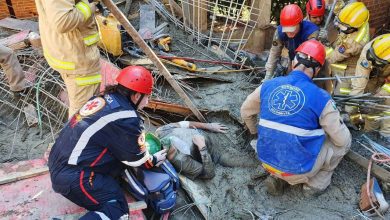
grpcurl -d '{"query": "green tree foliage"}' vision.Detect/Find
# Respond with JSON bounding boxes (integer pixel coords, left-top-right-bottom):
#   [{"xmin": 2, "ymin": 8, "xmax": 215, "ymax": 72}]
[{"xmin": 271, "ymin": 0, "xmax": 307, "ymax": 24}]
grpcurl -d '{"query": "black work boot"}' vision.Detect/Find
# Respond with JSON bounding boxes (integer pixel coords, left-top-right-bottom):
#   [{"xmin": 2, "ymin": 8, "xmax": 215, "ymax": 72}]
[{"xmin": 264, "ymin": 176, "xmax": 288, "ymax": 196}]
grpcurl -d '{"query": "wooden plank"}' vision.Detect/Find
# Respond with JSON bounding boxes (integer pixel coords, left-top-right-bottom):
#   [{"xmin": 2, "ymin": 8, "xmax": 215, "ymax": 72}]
[
  {"xmin": 0, "ymin": 166, "xmax": 49, "ymax": 185},
  {"xmin": 0, "ymin": 172, "xmax": 144, "ymax": 219},
  {"xmin": 129, "ymin": 201, "xmax": 147, "ymax": 211},
  {"xmin": 102, "ymin": 0, "xmax": 207, "ymax": 122},
  {"xmin": 168, "ymin": 0, "xmax": 183, "ymax": 19},
  {"xmin": 146, "ymin": 100, "xmax": 208, "ymax": 117},
  {"xmin": 0, "ymin": 18, "xmax": 39, "ymax": 33},
  {"xmin": 345, "ymin": 150, "xmax": 390, "ymax": 183},
  {"xmin": 179, "ymin": 175, "xmax": 210, "ymax": 219}
]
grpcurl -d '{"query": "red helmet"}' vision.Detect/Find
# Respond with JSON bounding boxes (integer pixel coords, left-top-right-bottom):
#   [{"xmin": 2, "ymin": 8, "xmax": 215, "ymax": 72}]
[
  {"xmin": 280, "ymin": 4, "xmax": 304, "ymax": 27},
  {"xmin": 306, "ymin": 0, "xmax": 326, "ymax": 17},
  {"xmin": 116, "ymin": 66, "xmax": 154, "ymax": 95},
  {"xmin": 295, "ymin": 39, "xmax": 326, "ymax": 65}
]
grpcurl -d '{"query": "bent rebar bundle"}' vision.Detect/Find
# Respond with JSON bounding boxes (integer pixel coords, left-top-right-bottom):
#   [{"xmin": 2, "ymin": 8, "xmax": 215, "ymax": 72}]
[{"xmin": 0, "ymin": 48, "xmax": 68, "ymax": 154}]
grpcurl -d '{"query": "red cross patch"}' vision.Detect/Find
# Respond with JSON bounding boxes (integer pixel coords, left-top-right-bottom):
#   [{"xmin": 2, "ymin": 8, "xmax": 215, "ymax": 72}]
[{"xmin": 79, "ymin": 97, "xmax": 106, "ymax": 117}]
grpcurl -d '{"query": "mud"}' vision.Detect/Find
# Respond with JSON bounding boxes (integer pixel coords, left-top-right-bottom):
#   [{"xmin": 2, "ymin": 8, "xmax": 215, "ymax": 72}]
[
  {"xmin": 0, "ymin": 2, "xmax": 389, "ymax": 219},
  {"xmin": 143, "ymin": 22, "xmax": 390, "ymax": 219}
]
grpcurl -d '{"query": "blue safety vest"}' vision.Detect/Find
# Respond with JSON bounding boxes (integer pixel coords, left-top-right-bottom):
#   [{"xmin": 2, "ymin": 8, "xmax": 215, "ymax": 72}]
[
  {"xmin": 257, "ymin": 70, "xmax": 330, "ymax": 174},
  {"xmin": 277, "ymin": 21, "xmax": 319, "ymax": 61}
]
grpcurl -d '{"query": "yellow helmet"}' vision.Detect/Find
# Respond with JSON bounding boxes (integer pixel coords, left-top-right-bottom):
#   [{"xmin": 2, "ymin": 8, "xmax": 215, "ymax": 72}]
[
  {"xmin": 367, "ymin": 34, "xmax": 390, "ymax": 67},
  {"xmin": 337, "ymin": 2, "xmax": 369, "ymax": 28}
]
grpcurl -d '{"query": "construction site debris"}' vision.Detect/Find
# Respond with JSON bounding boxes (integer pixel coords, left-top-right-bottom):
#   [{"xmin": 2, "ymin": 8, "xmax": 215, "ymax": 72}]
[
  {"xmin": 0, "ymin": 18, "xmax": 39, "ymax": 33},
  {"xmin": 102, "ymin": 0, "xmax": 206, "ymax": 122},
  {"xmin": 0, "ymin": 30, "xmax": 30, "ymax": 50},
  {"xmin": 179, "ymin": 175, "xmax": 210, "ymax": 219},
  {"xmin": 346, "ymin": 150, "xmax": 390, "ymax": 183}
]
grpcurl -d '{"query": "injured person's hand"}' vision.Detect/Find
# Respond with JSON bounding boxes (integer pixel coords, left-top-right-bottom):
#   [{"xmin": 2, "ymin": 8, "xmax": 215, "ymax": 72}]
[
  {"xmin": 153, "ymin": 149, "xmax": 167, "ymax": 167},
  {"xmin": 206, "ymin": 123, "xmax": 229, "ymax": 133}
]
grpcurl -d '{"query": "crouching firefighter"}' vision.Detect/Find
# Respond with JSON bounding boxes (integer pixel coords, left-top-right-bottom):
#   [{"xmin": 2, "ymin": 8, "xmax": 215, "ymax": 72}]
[
  {"xmin": 241, "ymin": 40, "xmax": 352, "ymax": 197},
  {"xmin": 48, "ymin": 66, "xmax": 173, "ymax": 219}
]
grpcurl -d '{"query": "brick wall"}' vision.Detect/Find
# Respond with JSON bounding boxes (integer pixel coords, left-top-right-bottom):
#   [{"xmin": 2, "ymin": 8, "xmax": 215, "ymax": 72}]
[
  {"xmin": 0, "ymin": 1, "xmax": 9, "ymax": 18},
  {"xmin": 0, "ymin": 0, "xmax": 38, "ymax": 19},
  {"xmin": 361, "ymin": 0, "xmax": 390, "ymax": 31}
]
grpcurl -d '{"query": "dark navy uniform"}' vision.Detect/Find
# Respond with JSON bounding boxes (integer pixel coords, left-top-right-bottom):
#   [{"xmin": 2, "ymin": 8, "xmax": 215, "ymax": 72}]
[{"xmin": 48, "ymin": 92, "xmax": 153, "ymax": 219}]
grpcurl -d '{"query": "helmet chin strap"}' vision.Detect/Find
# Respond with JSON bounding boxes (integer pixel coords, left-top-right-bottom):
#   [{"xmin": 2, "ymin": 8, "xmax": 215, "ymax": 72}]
[
  {"xmin": 134, "ymin": 94, "xmax": 145, "ymax": 109},
  {"xmin": 294, "ymin": 54, "xmax": 320, "ymax": 77}
]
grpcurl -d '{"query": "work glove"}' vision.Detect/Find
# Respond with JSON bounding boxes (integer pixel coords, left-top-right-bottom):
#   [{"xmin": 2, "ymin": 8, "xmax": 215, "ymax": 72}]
[
  {"xmin": 341, "ymin": 113, "xmax": 359, "ymax": 130},
  {"xmin": 153, "ymin": 149, "xmax": 167, "ymax": 167},
  {"xmin": 206, "ymin": 123, "xmax": 228, "ymax": 133},
  {"xmin": 318, "ymin": 29, "xmax": 328, "ymax": 42}
]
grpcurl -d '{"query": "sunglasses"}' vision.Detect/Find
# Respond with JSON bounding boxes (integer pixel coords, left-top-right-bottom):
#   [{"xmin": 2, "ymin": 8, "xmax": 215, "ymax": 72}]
[{"xmin": 334, "ymin": 17, "xmax": 358, "ymax": 34}]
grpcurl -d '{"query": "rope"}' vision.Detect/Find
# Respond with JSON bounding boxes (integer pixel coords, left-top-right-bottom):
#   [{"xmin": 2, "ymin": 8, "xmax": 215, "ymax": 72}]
[{"xmin": 366, "ymin": 152, "xmax": 390, "ymax": 218}]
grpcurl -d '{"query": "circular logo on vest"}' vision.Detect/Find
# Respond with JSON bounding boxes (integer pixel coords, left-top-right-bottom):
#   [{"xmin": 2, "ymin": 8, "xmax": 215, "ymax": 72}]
[
  {"xmin": 79, "ymin": 97, "xmax": 106, "ymax": 117},
  {"xmin": 268, "ymin": 85, "xmax": 305, "ymax": 116}
]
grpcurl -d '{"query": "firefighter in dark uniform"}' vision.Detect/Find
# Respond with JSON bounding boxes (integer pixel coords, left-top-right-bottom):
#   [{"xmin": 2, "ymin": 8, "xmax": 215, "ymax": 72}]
[{"xmin": 48, "ymin": 66, "xmax": 167, "ymax": 219}]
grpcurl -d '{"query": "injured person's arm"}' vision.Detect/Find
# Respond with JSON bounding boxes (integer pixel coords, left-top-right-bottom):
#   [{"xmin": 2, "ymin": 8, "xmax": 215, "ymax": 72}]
[
  {"xmin": 160, "ymin": 121, "xmax": 228, "ymax": 133},
  {"xmin": 166, "ymin": 134, "xmax": 215, "ymax": 180}
]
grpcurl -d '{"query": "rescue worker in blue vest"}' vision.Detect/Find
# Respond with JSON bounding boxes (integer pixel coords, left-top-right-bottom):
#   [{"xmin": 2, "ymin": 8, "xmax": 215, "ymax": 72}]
[
  {"xmin": 48, "ymin": 66, "xmax": 168, "ymax": 219},
  {"xmin": 241, "ymin": 40, "xmax": 351, "ymax": 196},
  {"xmin": 263, "ymin": 4, "xmax": 319, "ymax": 81}
]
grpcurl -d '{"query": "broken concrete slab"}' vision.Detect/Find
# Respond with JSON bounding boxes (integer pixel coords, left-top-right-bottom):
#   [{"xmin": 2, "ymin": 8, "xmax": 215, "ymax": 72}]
[
  {"xmin": 0, "ymin": 18, "xmax": 39, "ymax": 33},
  {"xmin": 0, "ymin": 30, "xmax": 30, "ymax": 50}
]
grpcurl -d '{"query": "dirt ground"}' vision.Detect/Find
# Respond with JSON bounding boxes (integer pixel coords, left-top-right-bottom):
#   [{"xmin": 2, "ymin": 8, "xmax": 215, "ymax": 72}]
[{"xmin": 1, "ymin": 1, "xmax": 390, "ymax": 219}]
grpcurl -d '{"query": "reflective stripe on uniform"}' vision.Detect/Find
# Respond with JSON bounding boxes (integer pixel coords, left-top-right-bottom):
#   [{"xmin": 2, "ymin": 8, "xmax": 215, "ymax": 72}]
[
  {"xmin": 75, "ymin": 1, "xmax": 92, "ymax": 21},
  {"xmin": 262, "ymin": 163, "xmax": 292, "ymax": 177},
  {"xmin": 121, "ymin": 152, "xmax": 151, "ymax": 167},
  {"xmin": 367, "ymin": 114, "xmax": 381, "ymax": 120},
  {"xmin": 326, "ymin": 47, "xmax": 334, "ymax": 56},
  {"xmin": 44, "ymin": 50, "xmax": 76, "ymax": 70},
  {"xmin": 381, "ymin": 83, "xmax": 390, "ymax": 93},
  {"xmin": 68, "ymin": 110, "xmax": 137, "ymax": 165},
  {"xmin": 339, "ymin": 87, "xmax": 351, "ymax": 94},
  {"xmin": 124, "ymin": 169, "xmax": 146, "ymax": 196},
  {"xmin": 331, "ymin": 63, "xmax": 348, "ymax": 70},
  {"xmin": 354, "ymin": 22, "xmax": 369, "ymax": 43},
  {"xmin": 84, "ymin": 33, "xmax": 100, "ymax": 46},
  {"xmin": 95, "ymin": 211, "xmax": 110, "ymax": 220},
  {"xmin": 258, "ymin": 119, "xmax": 325, "ymax": 137},
  {"xmin": 75, "ymin": 74, "xmax": 102, "ymax": 86}
]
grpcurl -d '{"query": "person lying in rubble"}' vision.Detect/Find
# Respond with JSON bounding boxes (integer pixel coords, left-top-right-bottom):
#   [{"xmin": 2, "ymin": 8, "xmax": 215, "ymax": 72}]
[
  {"xmin": 155, "ymin": 121, "xmax": 258, "ymax": 179},
  {"xmin": 48, "ymin": 66, "xmax": 168, "ymax": 219},
  {"xmin": 240, "ymin": 40, "xmax": 351, "ymax": 197}
]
